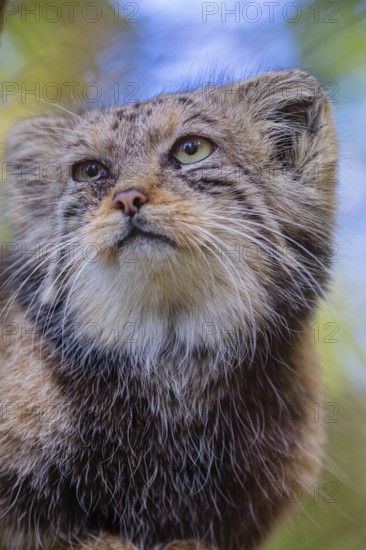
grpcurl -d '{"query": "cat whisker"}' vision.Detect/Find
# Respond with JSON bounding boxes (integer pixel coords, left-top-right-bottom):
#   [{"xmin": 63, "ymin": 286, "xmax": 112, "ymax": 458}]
[
  {"xmin": 204, "ymin": 213, "xmax": 329, "ymax": 301},
  {"xmin": 7, "ymin": 90, "xmax": 86, "ymax": 123},
  {"xmin": 202, "ymin": 216, "xmax": 326, "ymax": 303},
  {"xmin": 178, "ymin": 222, "xmax": 259, "ymax": 364}
]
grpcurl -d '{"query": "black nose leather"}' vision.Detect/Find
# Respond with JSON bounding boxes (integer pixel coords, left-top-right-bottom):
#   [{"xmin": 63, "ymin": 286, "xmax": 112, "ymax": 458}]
[{"xmin": 112, "ymin": 189, "xmax": 147, "ymax": 216}]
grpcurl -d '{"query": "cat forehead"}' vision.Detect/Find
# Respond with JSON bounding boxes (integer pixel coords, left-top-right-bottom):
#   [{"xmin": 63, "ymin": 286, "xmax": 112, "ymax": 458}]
[
  {"xmin": 63, "ymin": 91, "xmax": 226, "ymax": 156},
  {"xmin": 78, "ymin": 93, "xmax": 219, "ymax": 138},
  {"xmin": 113, "ymin": 91, "xmax": 215, "ymax": 121}
]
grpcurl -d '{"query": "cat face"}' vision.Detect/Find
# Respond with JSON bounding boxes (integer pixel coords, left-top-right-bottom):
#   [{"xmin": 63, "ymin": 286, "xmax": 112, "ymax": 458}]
[{"xmin": 4, "ymin": 70, "xmax": 337, "ymax": 370}]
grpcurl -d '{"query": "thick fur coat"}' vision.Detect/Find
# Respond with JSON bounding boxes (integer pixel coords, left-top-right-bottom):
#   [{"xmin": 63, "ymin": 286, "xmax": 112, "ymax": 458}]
[{"xmin": 0, "ymin": 70, "xmax": 337, "ymax": 549}]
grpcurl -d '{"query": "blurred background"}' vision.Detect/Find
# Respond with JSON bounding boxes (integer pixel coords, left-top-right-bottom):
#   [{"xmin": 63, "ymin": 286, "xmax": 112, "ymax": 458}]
[{"xmin": 0, "ymin": 0, "xmax": 365, "ymax": 548}]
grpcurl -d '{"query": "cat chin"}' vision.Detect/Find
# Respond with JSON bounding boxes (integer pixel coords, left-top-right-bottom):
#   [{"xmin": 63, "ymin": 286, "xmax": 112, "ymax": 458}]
[
  {"xmin": 65, "ymin": 259, "xmax": 262, "ymax": 369},
  {"xmin": 116, "ymin": 236, "xmax": 178, "ymax": 266}
]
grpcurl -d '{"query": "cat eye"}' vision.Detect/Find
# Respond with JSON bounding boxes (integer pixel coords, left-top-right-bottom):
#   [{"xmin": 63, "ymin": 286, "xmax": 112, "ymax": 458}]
[
  {"xmin": 72, "ymin": 161, "xmax": 109, "ymax": 182},
  {"xmin": 172, "ymin": 136, "xmax": 215, "ymax": 165}
]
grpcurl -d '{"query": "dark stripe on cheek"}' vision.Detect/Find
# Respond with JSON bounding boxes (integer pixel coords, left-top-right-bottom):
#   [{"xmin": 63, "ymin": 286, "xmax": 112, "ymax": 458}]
[
  {"xmin": 178, "ymin": 175, "xmax": 237, "ymax": 192},
  {"xmin": 198, "ymin": 178, "xmax": 233, "ymax": 187},
  {"xmin": 63, "ymin": 205, "xmax": 82, "ymax": 219}
]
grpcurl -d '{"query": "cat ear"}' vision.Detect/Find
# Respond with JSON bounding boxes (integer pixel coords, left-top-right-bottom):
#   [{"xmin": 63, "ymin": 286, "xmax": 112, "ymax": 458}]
[
  {"xmin": 223, "ymin": 70, "xmax": 336, "ymax": 170},
  {"xmin": 4, "ymin": 115, "xmax": 72, "ymax": 230},
  {"xmin": 4, "ymin": 114, "xmax": 74, "ymax": 195},
  {"xmin": 5, "ymin": 115, "xmax": 71, "ymax": 165}
]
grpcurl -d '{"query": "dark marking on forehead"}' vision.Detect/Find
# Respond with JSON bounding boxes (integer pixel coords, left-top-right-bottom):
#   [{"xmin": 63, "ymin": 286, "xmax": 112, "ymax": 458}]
[
  {"xmin": 176, "ymin": 97, "xmax": 195, "ymax": 106},
  {"xmin": 147, "ymin": 126, "xmax": 163, "ymax": 143},
  {"xmin": 184, "ymin": 113, "xmax": 215, "ymax": 125},
  {"xmin": 116, "ymin": 110, "xmax": 138, "ymax": 123},
  {"xmin": 104, "ymin": 139, "xmax": 116, "ymax": 154},
  {"xmin": 111, "ymin": 120, "xmax": 119, "ymax": 131},
  {"xmin": 152, "ymin": 97, "xmax": 164, "ymax": 106}
]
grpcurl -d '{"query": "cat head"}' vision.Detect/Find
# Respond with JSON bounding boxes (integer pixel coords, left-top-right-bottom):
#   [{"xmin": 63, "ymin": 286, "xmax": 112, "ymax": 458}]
[{"xmin": 4, "ymin": 70, "xmax": 337, "ymax": 372}]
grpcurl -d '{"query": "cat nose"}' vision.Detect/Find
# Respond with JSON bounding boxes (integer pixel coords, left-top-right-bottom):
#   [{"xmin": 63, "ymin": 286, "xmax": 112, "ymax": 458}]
[{"xmin": 111, "ymin": 189, "xmax": 147, "ymax": 216}]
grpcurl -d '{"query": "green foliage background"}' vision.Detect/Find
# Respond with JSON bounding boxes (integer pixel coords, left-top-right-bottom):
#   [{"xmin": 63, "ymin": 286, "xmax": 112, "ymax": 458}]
[{"xmin": 1, "ymin": 1, "xmax": 365, "ymax": 548}]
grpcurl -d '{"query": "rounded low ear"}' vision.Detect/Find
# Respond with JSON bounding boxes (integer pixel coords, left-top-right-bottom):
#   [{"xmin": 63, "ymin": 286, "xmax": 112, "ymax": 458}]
[
  {"xmin": 224, "ymin": 70, "xmax": 337, "ymax": 172},
  {"xmin": 3, "ymin": 115, "xmax": 72, "ymax": 231},
  {"xmin": 5, "ymin": 115, "xmax": 71, "ymax": 163},
  {"xmin": 4, "ymin": 114, "xmax": 73, "ymax": 192}
]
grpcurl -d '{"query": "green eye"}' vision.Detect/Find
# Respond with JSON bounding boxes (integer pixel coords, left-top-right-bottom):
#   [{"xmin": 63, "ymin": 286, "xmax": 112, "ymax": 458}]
[
  {"xmin": 72, "ymin": 161, "xmax": 109, "ymax": 182},
  {"xmin": 172, "ymin": 136, "xmax": 215, "ymax": 165}
]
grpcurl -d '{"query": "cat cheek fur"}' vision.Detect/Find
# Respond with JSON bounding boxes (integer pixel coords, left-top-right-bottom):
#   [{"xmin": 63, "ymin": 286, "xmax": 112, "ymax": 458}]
[{"xmin": 0, "ymin": 69, "xmax": 337, "ymax": 550}]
